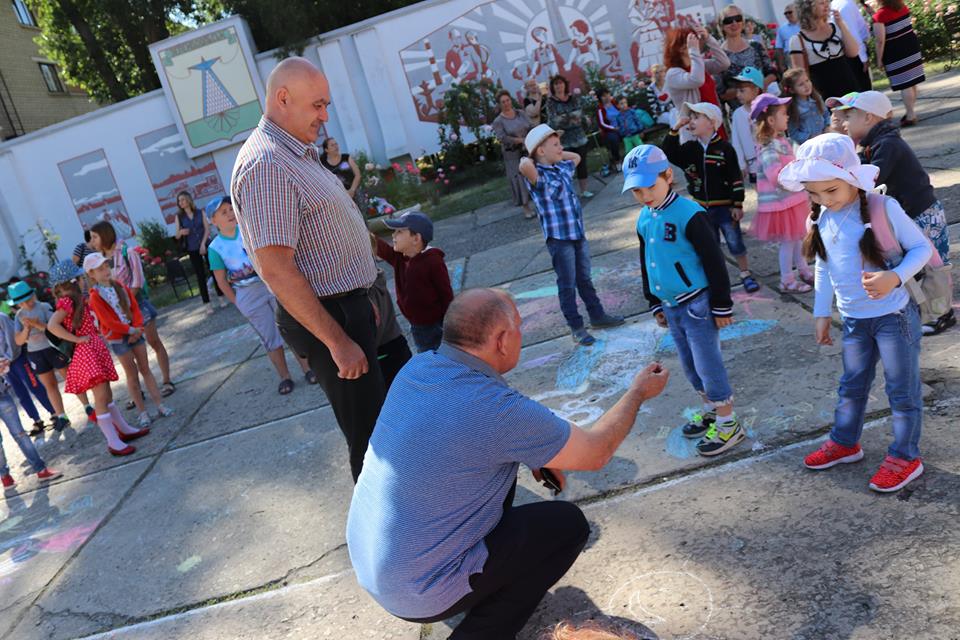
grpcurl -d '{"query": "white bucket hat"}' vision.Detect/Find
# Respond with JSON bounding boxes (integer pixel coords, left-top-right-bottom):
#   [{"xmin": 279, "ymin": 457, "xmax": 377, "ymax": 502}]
[
  {"xmin": 778, "ymin": 133, "xmax": 879, "ymax": 193},
  {"xmin": 524, "ymin": 123, "xmax": 562, "ymax": 155}
]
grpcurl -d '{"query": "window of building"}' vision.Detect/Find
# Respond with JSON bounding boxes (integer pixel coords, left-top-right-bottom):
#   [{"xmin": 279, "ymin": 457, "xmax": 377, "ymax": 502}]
[
  {"xmin": 12, "ymin": 0, "xmax": 37, "ymax": 26},
  {"xmin": 38, "ymin": 63, "xmax": 65, "ymax": 93}
]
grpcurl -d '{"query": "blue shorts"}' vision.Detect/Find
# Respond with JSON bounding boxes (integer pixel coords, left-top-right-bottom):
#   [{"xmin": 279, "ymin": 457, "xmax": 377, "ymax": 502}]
[
  {"xmin": 109, "ymin": 336, "xmax": 146, "ymax": 357},
  {"xmin": 136, "ymin": 292, "xmax": 159, "ymax": 325},
  {"xmin": 27, "ymin": 347, "xmax": 69, "ymax": 374},
  {"xmin": 706, "ymin": 206, "xmax": 747, "ymax": 257}
]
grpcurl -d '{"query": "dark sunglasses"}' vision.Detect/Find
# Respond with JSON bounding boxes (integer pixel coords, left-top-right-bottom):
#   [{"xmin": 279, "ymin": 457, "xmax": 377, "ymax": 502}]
[
  {"xmin": 722, "ymin": 14, "xmax": 744, "ymax": 25},
  {"xmin": 784, "ymin": 9, "xmax": 795, "ymax": 15}
]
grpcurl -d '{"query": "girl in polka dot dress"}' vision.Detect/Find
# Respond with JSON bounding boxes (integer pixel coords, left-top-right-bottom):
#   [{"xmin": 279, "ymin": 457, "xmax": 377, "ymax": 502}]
[{"xmin": 45, "ymin": 261, "xmax": 148, "ymax": 456}]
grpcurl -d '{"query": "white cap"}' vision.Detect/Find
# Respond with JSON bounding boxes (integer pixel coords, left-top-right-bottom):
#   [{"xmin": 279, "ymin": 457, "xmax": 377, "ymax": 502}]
[
  {"xmin": 778, "ymin": 133, "xmax": 880, "ymax": 193},
  {"xmin": 524, "ymin": 123, "xmax": 562, "ymax": 155},
  {"xmin": 680, "ymin": 102, "xmax": 724, "ymax": 129},
  {"xmin": 832, "ymin": 90, "xmax": 894, "ymax": 119},
  {"xmin": 82, "ymin": 251, "xmax": 110, "ymax": 272}
]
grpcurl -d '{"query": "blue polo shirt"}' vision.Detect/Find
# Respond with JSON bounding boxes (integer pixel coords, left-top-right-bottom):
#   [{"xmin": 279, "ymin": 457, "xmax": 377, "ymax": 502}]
[{"xmin": 346, "ymin": 344, "xmax": 571, "ymax": 619}]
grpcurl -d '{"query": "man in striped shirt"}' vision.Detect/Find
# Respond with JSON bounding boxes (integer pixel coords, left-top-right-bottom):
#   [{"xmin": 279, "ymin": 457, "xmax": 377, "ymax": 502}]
[{"xmin": 231, "ymin": 57, "xmax": 382, "ymax": 482}]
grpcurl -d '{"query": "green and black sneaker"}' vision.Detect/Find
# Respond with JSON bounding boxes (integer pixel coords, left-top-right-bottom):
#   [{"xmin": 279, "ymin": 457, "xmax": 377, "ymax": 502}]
[
  {"xmin": 682, "ymin": 411, "xmax": 716, "ymax": 439},
  {"xmin": 696, "ymin": 420, "xmax": 745, "ymax": 457}
]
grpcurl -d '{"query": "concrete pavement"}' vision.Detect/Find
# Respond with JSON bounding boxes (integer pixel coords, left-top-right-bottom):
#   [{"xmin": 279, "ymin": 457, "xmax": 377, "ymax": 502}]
[{"xmin": 2, "ymin": 71, "xmax": 960, "ymax": 639}]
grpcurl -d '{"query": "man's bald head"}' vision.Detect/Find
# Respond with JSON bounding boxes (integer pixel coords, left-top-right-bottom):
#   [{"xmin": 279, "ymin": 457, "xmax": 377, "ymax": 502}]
[
  {"xmin": 265, "ymin": 57, "xmax": 330, "ymax": 144},
  {"xmin": 443, "ymin": 288, "xmax": 519, "ymax": 351}
]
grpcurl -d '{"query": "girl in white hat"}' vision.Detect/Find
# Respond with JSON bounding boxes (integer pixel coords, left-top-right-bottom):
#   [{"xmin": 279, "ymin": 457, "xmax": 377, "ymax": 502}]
[{"xmin": 778, "ymin": 133, "xmax": 932, "ymax": 492}]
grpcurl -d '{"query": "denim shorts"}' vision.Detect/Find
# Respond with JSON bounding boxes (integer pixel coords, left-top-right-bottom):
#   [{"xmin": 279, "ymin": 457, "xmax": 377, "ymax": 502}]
[
  {"xmin": 136, "ymin": 292, "xmax": 159, "ymax": 325},
  {"xmin": 27, "ymin": 347, "xmax": 69, "ymax": 374},
  {"xmin": 109, "ymin": 336, "xmax": 146, "ymax": 357},
  {"xmin": 706, "ymin": 206, "xmax": 747, "ymax": 257}
]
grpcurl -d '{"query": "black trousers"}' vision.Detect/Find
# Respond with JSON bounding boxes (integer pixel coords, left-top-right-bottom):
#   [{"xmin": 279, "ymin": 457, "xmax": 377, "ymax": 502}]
[
  {"xmin": 848, "ymin": 56, "xmax": 872, "ymax": 92},
  {"xmin": 276, "ymin": 292, "xmax": 385, "ymax": 482},
  {"xmin": 601, "ymin": 132, "xmax": 622, "ymax": 164},
  {"xmin": 377, "ymin": 335, "xmax": 412, "ymax": 392},
  {"xmin": 188, "ymin": 250, "xmax": 211, "ymax": 303},
  {"xmin": 404, "ymin": 482, "xmax": 590, "ymax": 639}
]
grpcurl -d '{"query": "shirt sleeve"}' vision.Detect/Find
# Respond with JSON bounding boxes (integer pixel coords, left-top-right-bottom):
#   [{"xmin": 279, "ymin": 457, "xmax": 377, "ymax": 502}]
[
  {"xmin": 813, "ymin": 255, "xmax": 834, "ymax": 317},
  {"xmin": 685, "ymin": 212, "xmax": 733, "ymax": 316},
  {"xmin": 488, "ymin": 389, "xmax": 571, "ymax": 469},
  {"xmin": 375, "ymin": 236, "xmax": 401, "ymax": 268},
  {"xmin": 775, "ymin": 27, "xmax": 787, "ymax": 50},
  {"xmin": 661, "ymin": 129, "xmax": 684, "ymax": 168},
  {"xmin": 789, "ymin": 34, "xmax": 803, "ymax": 55},
  {"xmin": 208, "ymin": 245, "xmax": 225, "ymax": 272},
  {"xmin": 558, "ymin": 159, "xmax": 576, "ymax": 179},
  {"xmin": 235, "ymin": 161, "xmax": 301, "ymax": 251},
  {"xmin": 866, "ymin": 137, "xmax": 898, "ymax": 191},
  {"xmin": 887, "ymin": 197, "xmax": 933, "ymax": 284},
  {"xmin": 724, "ymin": 144, "xmax": 746, "ymax": 205},
  {"xmin": 73, "ymin": 243, "xmax": 85, "ymax": 259},
  {"xmin": 430, "ymin": 255, "xmax": 455, "ymax": 315}
]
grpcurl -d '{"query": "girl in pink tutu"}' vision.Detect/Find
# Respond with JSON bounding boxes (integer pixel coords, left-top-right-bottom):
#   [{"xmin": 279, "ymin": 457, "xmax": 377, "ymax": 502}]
[{"xmin": 750, "ymin": 93, "xmax": 814, "ymax": 293}]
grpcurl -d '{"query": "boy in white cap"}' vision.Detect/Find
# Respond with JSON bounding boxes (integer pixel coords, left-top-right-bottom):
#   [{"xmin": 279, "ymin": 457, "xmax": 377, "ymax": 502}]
[
  {"xmin": 779, "ymin": 133, "xmax": 932, "ymax": 492},
  {"xmin": 519, "ymin": 124, "xmax": 625, "ymax": 346},
  {"xmin": 622, "ymin": 144, "xmax": 744, "ymax": 456},
  {"xmin": 663, "ymin": 102, "xmax": 760, "ymax": 293},
  {"xmin": 831, "ymin": 90, "xmax": 954, "ymax": 335}
]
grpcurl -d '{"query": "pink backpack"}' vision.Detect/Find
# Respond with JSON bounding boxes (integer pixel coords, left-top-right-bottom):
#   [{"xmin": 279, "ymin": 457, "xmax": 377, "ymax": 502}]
[{"xmin": 867, "ymin": 193, "xmax": 952, "ymax": 320}]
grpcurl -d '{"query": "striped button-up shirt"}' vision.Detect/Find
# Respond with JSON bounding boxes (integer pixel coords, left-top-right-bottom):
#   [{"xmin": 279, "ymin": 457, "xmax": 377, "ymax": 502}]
[
  {"xmin": 231, "ymin": 117, "xmax": 376, "ymax": 297},
  {"xmin": 525, "ymin": 159, "xmax": 585, "ymax": 241}
]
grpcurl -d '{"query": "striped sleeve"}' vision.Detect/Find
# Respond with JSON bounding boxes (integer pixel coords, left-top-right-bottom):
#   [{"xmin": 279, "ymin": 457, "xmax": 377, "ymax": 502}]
[
  {"xmin": 126, "ymin": 249, "xmax": 145, "ymax": 290},
  {"xmin": 235, "ymin": 162, "xmax": 301, "ymax": 251}
]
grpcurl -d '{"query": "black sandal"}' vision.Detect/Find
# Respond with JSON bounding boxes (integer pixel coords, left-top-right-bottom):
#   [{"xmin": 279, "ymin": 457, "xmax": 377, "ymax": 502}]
[
  {"xmin": 922, "ymin": 310, "xmax": 956, "ymax": 337},
  {"xmin": 161, "ymin": 382, "xmax": 176, "ymax": 397},
  {"xmin": 304, "ymin": 370, "xmax": 318, "ymax": 385},
  {"xmin": 278, "ymin": 379, "xmax": 294, "ymax": 395}
]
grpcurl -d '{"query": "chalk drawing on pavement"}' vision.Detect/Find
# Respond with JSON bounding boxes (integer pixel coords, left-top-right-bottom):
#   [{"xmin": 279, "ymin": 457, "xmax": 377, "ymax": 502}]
[
  {"xmin": 606, "ymin": 570, "xmax": 715, "ymax": 640},
  {"xmin": 177, "ymin": 555, "xmax": 202, "ymax": 573}
]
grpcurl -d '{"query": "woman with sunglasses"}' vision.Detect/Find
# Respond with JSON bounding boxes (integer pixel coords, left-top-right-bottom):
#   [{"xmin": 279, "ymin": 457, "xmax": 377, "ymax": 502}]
[
  {"xmin": 717, "ymin": 5, "xmax": 777, "ymax": 107},
  {"xmin": 789, "ymin": 0, "xmax": 862, "ymax": 101}
]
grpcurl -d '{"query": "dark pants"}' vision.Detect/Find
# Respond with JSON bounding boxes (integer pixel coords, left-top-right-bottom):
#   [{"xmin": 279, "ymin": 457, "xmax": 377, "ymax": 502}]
[
  {"xmin": 377, "ymin": 335, "xmax": 412, "ymax": 392},
  {"xmin": 404, "ymin": 481, "xmax": 590, "ymax": 639},
  {"xmin": 188, "ymin": 250, "xmax": 211, "ymax": 304},
  {"xmin": 276, "ymin": 292, "xmax": 385, "ymax": 482},
  {"xmin": 601, "ymin": 131, "xmax": 622, "ymax": 165},
  {"xmin": 848, "ymin": 57, "xmax": 872, "ymax": 92},
  {"xmin": 410, "ymin": 322, "xmax": 443, "ymax": 353},
  {"xmin": 570, "ymin": 144, "xmax": 590, "ymax": 181},
  {"xmin": 545, "ymin": 238, "xmax": 605, "ymax": 331},
  {"xmin": 7, "ymin": 352, "xmax": 53, "ymax": 422}
]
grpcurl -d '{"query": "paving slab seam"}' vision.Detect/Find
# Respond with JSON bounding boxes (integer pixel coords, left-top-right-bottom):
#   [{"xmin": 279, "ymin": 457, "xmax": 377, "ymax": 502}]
[{"xmin": 2, "ymin": 354, "xmax": 254, "ymax": 638}]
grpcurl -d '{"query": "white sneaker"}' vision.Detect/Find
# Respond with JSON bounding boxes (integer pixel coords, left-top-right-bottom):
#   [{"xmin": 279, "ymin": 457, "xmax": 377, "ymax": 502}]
[
  {"xmin": 157, "ymin": 404, "xmax": 174, "ymax": 417},
  {"xmin": 137, "ymin": 412, "xmax": 152, "ymax": 428}
]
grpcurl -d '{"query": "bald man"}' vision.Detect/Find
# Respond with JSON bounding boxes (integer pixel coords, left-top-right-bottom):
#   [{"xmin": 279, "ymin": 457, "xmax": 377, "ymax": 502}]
[
  {"xmin": 347, "ymin": 288, "xmax": 669, "ymax": 638},
  {"xmin": 231, "ymin": 57, "xmax": 382, "ymax": 482}
]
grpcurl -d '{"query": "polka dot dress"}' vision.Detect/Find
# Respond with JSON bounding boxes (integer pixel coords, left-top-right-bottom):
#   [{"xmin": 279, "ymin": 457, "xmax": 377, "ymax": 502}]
[{"xmin": 56, "ymin": 297, "xmax": 118, "ymax": 394}]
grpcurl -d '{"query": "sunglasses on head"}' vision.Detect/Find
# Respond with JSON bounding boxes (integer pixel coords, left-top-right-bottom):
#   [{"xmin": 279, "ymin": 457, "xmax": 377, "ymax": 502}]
[{"xmin": 722, "ymin": 14, "xmax": 744, "ymax": 25}]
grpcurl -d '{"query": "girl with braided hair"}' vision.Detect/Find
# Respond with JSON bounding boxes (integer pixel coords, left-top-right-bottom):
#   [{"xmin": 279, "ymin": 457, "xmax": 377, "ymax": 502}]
[{"xmin": 779, "ymin": 134, "xmax": 932, "ymax": 493}]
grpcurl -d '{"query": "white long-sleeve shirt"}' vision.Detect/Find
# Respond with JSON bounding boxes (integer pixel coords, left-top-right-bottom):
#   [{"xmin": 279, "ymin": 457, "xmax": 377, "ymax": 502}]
[
  {"xmin": 814, "ymin": 196, "xmax": 932, "ymax": 319},
  {"xmin": 831, "ymin": 0, "xmax": 870, "ymax": 62},
  {"xmin": 730, "ymin": 105, "xmax": 756, "ymax": 174}
]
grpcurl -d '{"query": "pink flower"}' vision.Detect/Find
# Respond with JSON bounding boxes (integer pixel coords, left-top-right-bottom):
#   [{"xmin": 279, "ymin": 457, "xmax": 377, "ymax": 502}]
[
  {"xmin": 444, "ymin": 179, "xmax": 450, "ymax": 184},
  {"xmin": 392, "ymin": 162, "xmax": 401, "ymax": 170},
  {"xmin": 405, "ymin": 162, "xmax": 414, "ymax": 171},
  {"xmin": 151, "ymin": 257, "xmax": 162, "ymax": 265},
  {"xmin": 449, "ymin": 165, "xmax": 457, "ymax": 171}
]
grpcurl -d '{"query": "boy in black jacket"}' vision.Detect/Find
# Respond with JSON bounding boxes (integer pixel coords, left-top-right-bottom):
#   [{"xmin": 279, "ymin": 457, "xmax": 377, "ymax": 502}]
[
  {"xmin": 837, "ymin": 90, "xmax": 955, "ymax": 335},
  {"xmin": 662, "ymin": 102, "xmax": 761, "ymax": 293}
]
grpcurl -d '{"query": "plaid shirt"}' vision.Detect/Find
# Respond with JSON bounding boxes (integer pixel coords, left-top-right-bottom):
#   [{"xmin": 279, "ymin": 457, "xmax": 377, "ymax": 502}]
[
  {"xmin": 230, "ymin": 117, "xmax": 376, "ymax": 297},
  {"xmin": 525, "ymin": 160, "xmax": 585, "ymax": 241}
]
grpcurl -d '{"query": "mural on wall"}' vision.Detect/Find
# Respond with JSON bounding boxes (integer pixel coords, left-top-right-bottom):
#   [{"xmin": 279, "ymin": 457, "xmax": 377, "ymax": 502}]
[
  {"xmin": 135, "ymin": 125, "xmax": 226, "ymax": 225},
  {"xmin": 399, "ymin": 0, "xmax": 714, "ymax": 123},
  {"xmin": 150, "ymin": 16, "xmax": 265, "ymax": 157},
  {"xmin": 58, "ymin": 150, "xmax": 135, "ymax": 239}
]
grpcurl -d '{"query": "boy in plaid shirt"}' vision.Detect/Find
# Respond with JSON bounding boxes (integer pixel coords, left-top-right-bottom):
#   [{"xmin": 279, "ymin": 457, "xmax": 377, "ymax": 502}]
[{"xmin": 519, "ymin": 124, "xmax": 624, "ymax": 345}]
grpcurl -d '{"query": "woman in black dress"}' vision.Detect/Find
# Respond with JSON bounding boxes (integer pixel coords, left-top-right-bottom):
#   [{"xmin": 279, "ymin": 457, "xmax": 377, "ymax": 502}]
[
  {"xmin": 872, "ymin": 0, "xmax": 926, "ymax": 126},
  {"xmin": 790, "ymin": 0, "xmax": 862, "ymax": 101}
]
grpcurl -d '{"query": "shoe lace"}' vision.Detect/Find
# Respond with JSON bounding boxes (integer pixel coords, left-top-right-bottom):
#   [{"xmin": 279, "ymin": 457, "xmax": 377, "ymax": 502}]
[{"xmin": 703, "ymin": 424, "xmax": 718, "ymax": 440}]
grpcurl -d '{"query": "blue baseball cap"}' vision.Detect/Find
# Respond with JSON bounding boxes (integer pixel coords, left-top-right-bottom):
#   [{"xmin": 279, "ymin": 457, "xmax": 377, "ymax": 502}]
[
  {"xmin": 622, "ymin": 145, "xmax": 671, "ymax": 192},
  {"xmin": 383, "ymin": 210, "xmax": 434, "ymax": 244},
  {"xmin": 204, "ymin": 195, "xmax": 231, "ymax": 218},
  {"xmin": 733, "ymin": 66, "xmax": 764, "ymax": 90}
]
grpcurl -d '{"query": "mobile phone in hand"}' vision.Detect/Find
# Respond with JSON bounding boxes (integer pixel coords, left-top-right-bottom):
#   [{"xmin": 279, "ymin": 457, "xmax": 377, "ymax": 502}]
[{"xmin": 540, "ymin": 468, "xmax": 562, "ymax": 495}]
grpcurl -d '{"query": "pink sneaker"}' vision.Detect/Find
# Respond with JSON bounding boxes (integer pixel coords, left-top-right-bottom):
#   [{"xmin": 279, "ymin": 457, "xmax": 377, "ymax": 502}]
[
  {"xmin": 869, "ymin": 455, "xmax": 923, "ymax": 492},
  {"xmin": 804, "ymin": 440, "xmax": 864, "ymax": 469}
]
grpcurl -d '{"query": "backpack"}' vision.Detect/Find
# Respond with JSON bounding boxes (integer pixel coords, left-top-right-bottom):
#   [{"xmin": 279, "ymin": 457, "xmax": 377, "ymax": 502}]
[{"xmin": 867, "ymin": 193, "xmax": 952, "ymax": 322}]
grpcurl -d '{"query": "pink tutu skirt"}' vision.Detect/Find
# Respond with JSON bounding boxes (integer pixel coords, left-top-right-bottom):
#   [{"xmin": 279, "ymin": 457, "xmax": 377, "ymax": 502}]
[{"xmin": 751, "ymin": 200, "xmax": 810, "ymax": 242}]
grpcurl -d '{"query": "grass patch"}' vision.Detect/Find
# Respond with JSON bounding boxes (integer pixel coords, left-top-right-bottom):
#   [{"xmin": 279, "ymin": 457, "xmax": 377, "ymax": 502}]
[
  {"xmin": 871, "ymin": 57, "xmax": 957, "ymax": 92},
  {"xmin": 423, "ymin": 178, "xmax": 514, "ymax": 221}
]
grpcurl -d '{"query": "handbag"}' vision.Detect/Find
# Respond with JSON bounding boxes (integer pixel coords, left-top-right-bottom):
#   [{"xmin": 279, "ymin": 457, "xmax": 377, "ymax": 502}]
[{"xmin": 44, "ymin": 328, "xmax": 75, "ymax": 362}]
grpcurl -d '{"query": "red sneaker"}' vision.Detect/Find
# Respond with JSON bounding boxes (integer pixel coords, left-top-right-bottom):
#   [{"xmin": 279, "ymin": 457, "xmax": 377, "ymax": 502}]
[
  {"xmin": 108, "ymin": 445, "xmax": 136, "ymax": 457},
  {"xmin": 118, "ymin": 428, "xmax": 149, "ymax": 443},
  {"xmin": 1, "ymin": 474, "xmax": 14, "ymax": 488},
  {"xmin": 37, "ymin": 469, "xmax": 62, "ymax": 482},
  {"xmin": 869, "ymin": 455, "xmax": 923, "ymax": 493},
  {"xmin": 804, "ymin": 440, "xmax": 864, "ymax": 469}
]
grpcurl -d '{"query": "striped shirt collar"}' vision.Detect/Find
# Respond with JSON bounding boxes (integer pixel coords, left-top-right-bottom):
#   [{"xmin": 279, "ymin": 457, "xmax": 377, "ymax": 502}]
[
  {"xmin": 259, "ymin": 116, "xmax": 319, "ymax": 160},
  {"xmin": 437, "ymin": 343, "xmax": 506, "ymax": 385},
  {"xmin": 653, "ymin": 190, "xmax": 679, "ymax": 211}
]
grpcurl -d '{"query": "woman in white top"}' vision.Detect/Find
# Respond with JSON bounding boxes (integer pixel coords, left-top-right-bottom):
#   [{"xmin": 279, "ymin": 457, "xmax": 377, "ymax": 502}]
[{"xmin": 789, "ymin": 0, "xmax": 861, "ymax": 100}]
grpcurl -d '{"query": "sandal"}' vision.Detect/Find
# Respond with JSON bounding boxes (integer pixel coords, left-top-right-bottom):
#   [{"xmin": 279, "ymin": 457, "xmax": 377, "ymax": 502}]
[
  {"xmin": 900, "ymin": 116, "xmax": 918, "ymax": 127},
  {"xmin": 160, "ymin": 382, "xmax": 176, "ymax": 397},
  {"xmin": 921, "ymin": 309, "xmax": 956, "ymax": 337},
  {"xmin": 278, "ymin": 379, "xmax": 294, "ymax": 395},
  {"xmin": 798, "ymin": 272, "xmax": 815, "ymax": 286},
  {"xmin": 304, "ymin": 370, "xmax": 318, "ymax": 385},
  {"xmin": 779, "ymin": 280, "xmax": 812, "ymax": 294},
  {"xmin": 741, "ymin": 273, "xmax": 761, "ymax": 293}
]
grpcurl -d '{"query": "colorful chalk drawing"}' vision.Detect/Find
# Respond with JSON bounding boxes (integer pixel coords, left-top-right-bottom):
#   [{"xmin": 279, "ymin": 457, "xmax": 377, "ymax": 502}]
[
  {"xmin": 606, "ymin": 570, "xmax": 714, "ymax": 639},
  {"xmin": 0, "ymin": 493, "xmax": 99, "ymax": 581}
]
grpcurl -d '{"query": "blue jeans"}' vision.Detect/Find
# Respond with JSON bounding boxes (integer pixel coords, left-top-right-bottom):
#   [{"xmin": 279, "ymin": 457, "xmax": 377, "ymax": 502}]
[
  {"xmin": 0, "ymin": 389, "xmax": 47, "ymax": 476},
  {"xmin": 830, "ymin": 303, "xmax": 923, "ymax": 460},
  {"xmin": 545, "ymin": 238, "xmax": 605, "ymax": 331},
  {"xmin": 6, "ymin": 352, "xmax": 53, "ymax": 422},
  {"xmin": 661, "ymin": 292, "xmax": 733, "ymax": 405},
  {"xmin": 706, "ymin": 206, "xmax": 747, "ymax": 257},
  {"xmin": 410, "ymin": 322, "xmax": 443, "ymax": 353}
]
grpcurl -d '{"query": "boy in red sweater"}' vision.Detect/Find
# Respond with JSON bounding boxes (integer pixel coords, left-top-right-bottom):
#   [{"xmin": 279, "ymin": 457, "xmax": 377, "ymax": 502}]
[{"xmin": 376, "ymin": 211, "xmax": 454, "ymax": 352}]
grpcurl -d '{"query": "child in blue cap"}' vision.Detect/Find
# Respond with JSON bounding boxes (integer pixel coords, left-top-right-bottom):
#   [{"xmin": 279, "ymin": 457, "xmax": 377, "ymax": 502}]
[{"xmin": 623, "ymin": 144, "xmax": 745, "ymax": 456}]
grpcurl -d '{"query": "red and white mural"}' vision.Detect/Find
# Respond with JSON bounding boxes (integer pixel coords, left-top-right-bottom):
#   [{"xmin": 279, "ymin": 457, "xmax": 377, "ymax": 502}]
[{"xmin": 399, "ymin": 0, "xmax": 711, "ymax": 123}]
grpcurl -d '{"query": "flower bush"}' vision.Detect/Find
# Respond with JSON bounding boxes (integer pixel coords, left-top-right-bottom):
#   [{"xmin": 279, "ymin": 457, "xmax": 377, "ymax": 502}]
[{"xmin": 909, "ymin": 0, "xmax": 959, "ymax": 63}]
